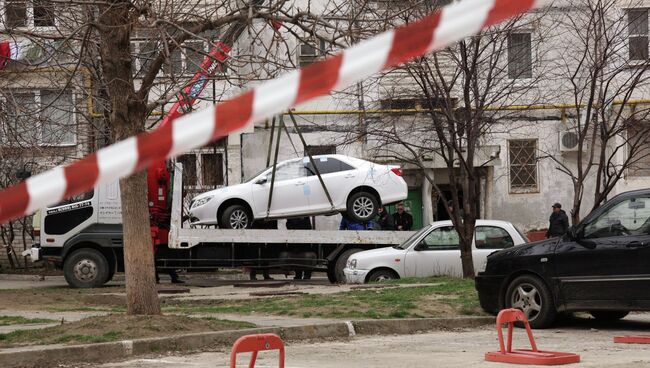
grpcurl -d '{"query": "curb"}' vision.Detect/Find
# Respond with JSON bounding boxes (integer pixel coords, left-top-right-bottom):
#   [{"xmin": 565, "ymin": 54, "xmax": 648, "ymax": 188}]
[{"xmin": 0, "ymin": 317, "xmax": 493, "ymax": 368}]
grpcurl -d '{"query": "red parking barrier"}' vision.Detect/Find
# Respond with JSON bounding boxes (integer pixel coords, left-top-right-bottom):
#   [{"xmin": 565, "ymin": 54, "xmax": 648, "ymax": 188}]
[
  {"xmin": 614, "ymin": 335, "xmax": 650, "ymax": 344},
  {"xmin": 230, "ymin": 333, "xmax": 285, "ymax": 368},
  {"xmin": 485, "ymin": 309, "xmax": 580, "ymax": 365}
]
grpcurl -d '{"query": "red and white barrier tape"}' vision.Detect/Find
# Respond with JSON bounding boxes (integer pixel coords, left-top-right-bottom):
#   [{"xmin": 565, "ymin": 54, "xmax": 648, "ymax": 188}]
[{"xmin": 0, "ymin": 0, "xmax": 547, "ymax": 224}]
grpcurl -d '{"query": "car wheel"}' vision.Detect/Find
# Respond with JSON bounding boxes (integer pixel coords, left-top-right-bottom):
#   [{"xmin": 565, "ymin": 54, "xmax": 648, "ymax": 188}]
[
  {"xmin": 505, "ymin": 275, "xmax": 556, "ymax": 329},
  {"xmin": 334, "ymin": 248, "xmax": 363, "ymax": 284},
  {"xmin": 367, "ymin": 269, "xmax": 398, "ymax": 283},
  {"xmin": 63, "ymin": 248, "xmax": 110, "ymax": 288},
  {"xmin": 219, "ymin": 205, "xmax": 252, "ymax": 229},
  {"xmin": 347, "ymin": 191, "xmax": 379, "ymax": 223},
  {"xmin": 590, "ymin": 311, "xmax": 629, "ymax": 321}
]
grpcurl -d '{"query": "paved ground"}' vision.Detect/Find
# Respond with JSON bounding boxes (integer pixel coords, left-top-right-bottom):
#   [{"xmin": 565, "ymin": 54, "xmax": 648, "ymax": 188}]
[{"xmin": 85, "ymin": 314, "xmax": 650, "ymax": 368}]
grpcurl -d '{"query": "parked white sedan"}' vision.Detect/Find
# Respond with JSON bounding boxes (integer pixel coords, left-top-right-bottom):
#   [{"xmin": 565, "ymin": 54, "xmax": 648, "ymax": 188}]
[
  {"xmin": 344, "ymin": 220, "xmax": 527, "ymax": 283},
  {"xmin": 189, "ymin": 154, "xmax": 407, "ymax": 229}
]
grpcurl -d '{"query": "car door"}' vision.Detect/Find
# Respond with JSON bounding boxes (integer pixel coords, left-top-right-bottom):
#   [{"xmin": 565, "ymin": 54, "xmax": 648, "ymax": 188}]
[
  {"xmin": 554, "ymin": 195, "xmax": 650, "ymax": 307},
  {"xmin": 403, "ymin": 225, "xmax": 462, "ymax": 277},
  {"xmin": 306, "ymin": 156, "xmax": 359, "ymax": 211},
  {"xmin": 473, "ymin": 225, "xmax": 516, "ymax": 272},
  {"xmin": 250, "ymin": 159, "xmax": 311, "ymax": 217}
]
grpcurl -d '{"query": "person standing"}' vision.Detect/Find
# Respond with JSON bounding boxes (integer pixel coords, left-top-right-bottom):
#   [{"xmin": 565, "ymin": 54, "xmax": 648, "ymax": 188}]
[
  {"xmin": 287, "ymin": 217, "xmax": 313, "ymax": 280},
  {"xmin": 393, "ymin": 202, "xmax": 413, "ymax": 231},
  {"xmin": 546, "ymin": 202, "xmax": 569, "ymax": 238},
  {"xmin": 376, "ymin": 206, "xmax": 395, "ymax": 230}
]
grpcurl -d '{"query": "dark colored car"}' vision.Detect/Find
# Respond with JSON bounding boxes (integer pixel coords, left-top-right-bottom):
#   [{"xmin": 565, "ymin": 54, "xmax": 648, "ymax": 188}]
[{"xmin": 475, "ymin": 189, "xmax": 650, "ymax": 328}]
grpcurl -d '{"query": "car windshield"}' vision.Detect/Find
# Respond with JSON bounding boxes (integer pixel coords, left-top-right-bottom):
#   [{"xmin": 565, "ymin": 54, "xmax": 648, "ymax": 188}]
[
  {"xmin": 513, "ymin": 225, "xmax": 530, "ymax": 242},
  {"xmin": 245, "ymin": 167, "xmax": 271, "ymax": 183},
  {"xmin": 393, "ymin": 226, "xmax": 430, "ymax": 249}
]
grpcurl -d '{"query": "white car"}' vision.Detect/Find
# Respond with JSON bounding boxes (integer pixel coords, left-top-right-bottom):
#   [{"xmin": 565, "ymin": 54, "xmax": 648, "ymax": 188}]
[
  {"xmin": 189, "ymin": 154, "xmax": 407, "ymax": 229},
  {"xmin": 344, "ymin": 220, "xmax": 528, "ymax": 283}
]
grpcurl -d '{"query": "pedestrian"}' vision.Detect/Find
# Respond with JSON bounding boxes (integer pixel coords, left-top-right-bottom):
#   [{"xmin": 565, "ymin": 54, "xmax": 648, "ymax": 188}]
[
  {"xmin": 376, "ymin": 206, "xmax": 395, "ymax": 230},
  {"xmin": 287, "ymin": 217, "xmax": 313, "ymax": 280},
  {"xmin": 546, "ymin": 202, "xmax": 569, "ymax": 238},
  {"xmin": 393, "ymin": 202, "xmax": 413, "ymax": 231},
  {"xmin": 339, "ymin": 213, "xmax": 375, "ymax": 230}
]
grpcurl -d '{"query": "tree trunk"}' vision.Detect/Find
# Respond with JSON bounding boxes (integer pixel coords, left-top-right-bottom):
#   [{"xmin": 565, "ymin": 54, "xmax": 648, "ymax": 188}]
[
  {"xmin": 120, "ymin": 171, "xmax": 161, "ymax": 315},
  {"xmin": 98, "ymin": 0, "xmax": 160, "ymax": 315}
]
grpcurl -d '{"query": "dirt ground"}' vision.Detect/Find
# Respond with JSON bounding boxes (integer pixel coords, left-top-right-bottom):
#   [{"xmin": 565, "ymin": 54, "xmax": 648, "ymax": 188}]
[
  {"xmin": 0, "ymin": 314, "xmax": 254, "ymax": 348},
  {"xmin": 91, "ymin": 313, "xmax": 650, "ymax": 368}
]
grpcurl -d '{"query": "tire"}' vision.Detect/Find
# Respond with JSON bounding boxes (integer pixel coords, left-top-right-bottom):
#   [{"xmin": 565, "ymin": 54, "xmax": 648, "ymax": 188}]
[
  {"xmin": 346, "ymin": 191, "xmax": 379, "ymax": 223},
  {"xmin": 219, "ymin": 204, "xmax": 252, "ymax": 229},
  {"xmin": 334, "ymin": 248, "xmax": 363, "ymax": 284},
  {"xmin": 504, "ymin": 275, "xmax": 556, "ymax": 329},
  {"xmin": 590, "ymin": 311, "xmax": 629, "ymax": 321},
  {"xmin": 367, "ymin": 269, "xmax": 398, "ymax": 283},
  {"xmin": 63, "ymin": 248, "xmax": 110, "ymax": 288}
]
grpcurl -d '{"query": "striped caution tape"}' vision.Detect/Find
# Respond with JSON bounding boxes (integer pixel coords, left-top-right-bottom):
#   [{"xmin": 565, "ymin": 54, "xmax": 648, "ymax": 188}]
[{"xmin": 0, "ymin": 0, "xmax": 547, "ymax": 224}]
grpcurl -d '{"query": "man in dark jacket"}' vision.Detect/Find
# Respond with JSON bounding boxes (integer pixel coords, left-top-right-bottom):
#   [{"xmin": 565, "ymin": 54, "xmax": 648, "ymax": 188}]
[
  {"xmin": 546, "ymin": 202, "xmax": 569, "ymax": 238},
  {"xmin": 393, "ymin": 202, "xmax": 413, "ymax": 231},
  {"xmin": 376, "ymin": 206, "xmax": 395, "ymax": 230}
]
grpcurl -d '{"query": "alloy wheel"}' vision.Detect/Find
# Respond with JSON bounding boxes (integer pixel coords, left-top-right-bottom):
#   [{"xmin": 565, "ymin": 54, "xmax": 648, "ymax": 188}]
[
  {"xmin": 510, "ymin": 282, "xmax": 542, "ymax": 321},
  {"xmin": 229, "ymin": 209, "xmax": 249, "ymax": 229},
  {"xmin": 353, "ymin": 196, "xmax": 374, "ymax": 219}
]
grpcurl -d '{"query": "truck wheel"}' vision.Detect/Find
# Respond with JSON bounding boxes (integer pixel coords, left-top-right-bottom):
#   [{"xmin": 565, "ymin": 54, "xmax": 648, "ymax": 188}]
[
  {"xmin": 219, "ymin": 205, "xmax": 252, "ymax": 229},
  {"xmin": 505, "ymin": 275, "xmax": 556, "ymax": 329},
  {"xmin": 346, "ymin": 192, "xmax": 378, "ymax": 223},
  {"xmin": 334, "ymin": 248, "xmax": 362, "ymax": 284},
  {"xmin": 63, "ymin": 248, "xmax": 110, "ymax": 288}
]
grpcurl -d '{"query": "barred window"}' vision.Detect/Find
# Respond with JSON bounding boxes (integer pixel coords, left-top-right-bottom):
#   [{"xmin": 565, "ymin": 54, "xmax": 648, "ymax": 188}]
[
  {"xmin": 628, "ymin": 9, "xmax": 649, "ymax": 61},
  {"xmin": 628, "ymin": 123, "xmax": 650, "ymax": 177},
  {"xmin": 507, "ymin": 33, "xmax": 532, "ymax": 79},
  {"xmin": 298, "ymin": 38, "xmax": 325, "ymax": 67},
  {"xmin": 509, "ymin": 139, "xmax": 538, "ymax": 192}
]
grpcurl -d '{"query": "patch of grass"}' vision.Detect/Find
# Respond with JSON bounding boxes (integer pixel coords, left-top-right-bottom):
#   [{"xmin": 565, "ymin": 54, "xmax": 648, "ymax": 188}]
[
  {"xmin": 0, "ymin": 316, "xmax": 55, "ymax": 326},
  {"xmin": 0, "ymin": 314, "xmax": 255, "ymax": 348},
  {"xmin": 165, "ymin": 277, "xmax": 484, "ymax": 320}
]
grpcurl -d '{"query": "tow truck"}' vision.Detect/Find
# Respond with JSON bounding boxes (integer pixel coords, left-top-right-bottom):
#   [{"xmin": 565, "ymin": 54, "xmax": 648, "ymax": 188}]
[{"xmin": 25, "ymin": 2, "xmax": 413, "ymax": 288}]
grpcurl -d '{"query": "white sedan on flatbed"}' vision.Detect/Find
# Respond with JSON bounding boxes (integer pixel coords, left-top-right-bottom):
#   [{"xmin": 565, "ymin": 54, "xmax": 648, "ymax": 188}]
[
  {"xmin": 344, "ymin": 220, "xmax": 528, "ymax": 283},
  {"xmin": 189, "ymin": 154, "xmax": 407, "ymax": 229}
]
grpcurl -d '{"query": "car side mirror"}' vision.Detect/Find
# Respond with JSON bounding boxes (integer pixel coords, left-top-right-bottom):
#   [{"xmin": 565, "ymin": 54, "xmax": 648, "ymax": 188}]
[
  {"xmin": 255, "ymin": 177, "xmax": 268, "ymax": 185},
  {"xmin": 413, "ymin": 242, "xmax": 425, "ymax": 251},
  {"xmin": 567, "ymin": 225, "xmax": 580, "ymax": 241}
]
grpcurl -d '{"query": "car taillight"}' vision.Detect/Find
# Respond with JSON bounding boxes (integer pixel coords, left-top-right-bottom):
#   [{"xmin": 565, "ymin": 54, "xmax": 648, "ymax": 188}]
[
  {"xmin": 33, "ymin": 229, "xmax": 40, "ymax": 237},
  {"xmin": 391, "ymin": 167, "xmax": 402, "ymax": 176}
]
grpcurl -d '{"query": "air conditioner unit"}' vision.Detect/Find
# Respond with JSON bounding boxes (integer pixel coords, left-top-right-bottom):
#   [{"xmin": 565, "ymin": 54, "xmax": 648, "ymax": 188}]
[{"xmin": 559, "ymin": 130, "xmax": 580, "ymax": 152}]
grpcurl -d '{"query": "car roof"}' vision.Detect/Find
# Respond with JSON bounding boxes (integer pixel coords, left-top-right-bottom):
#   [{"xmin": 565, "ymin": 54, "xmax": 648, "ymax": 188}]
[{"xmin": 426, "ymin": 220, "xmax": 514, "ymax": 227}]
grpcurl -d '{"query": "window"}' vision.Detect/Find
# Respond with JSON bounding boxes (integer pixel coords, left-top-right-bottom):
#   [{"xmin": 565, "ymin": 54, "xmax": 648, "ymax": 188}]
[
  {"xmin": 629, "ymin": 9, "xmax": 649, "ymax": 60},
  {"xmin": 508, "ymin": 139, "xmax": 537, "ymax": 192},
  {"xmin": 627, "ymin": 122, "xmax": 650, "ymax": 177},
  {"xmin": 305, "ymin": 145, "xmax": 335, "ymax": 156},
  {"xmin": 177, "ymin": 151, "xmax": 224, "ymax": 188},
  {"xmin": 418, "ymin": 226, "xmax": 459, "ymax": 250},
  {"xmin": 306, "ymin": 156, "xmax": 355, "ymax": 175},
  {"xmin": 166, "ymin": 40, "xmax": 207, "ymax": 76},
  {"xmin": 583, "ymin": 196, "xmax": 650, "ymax": 238},
  {"xmin": 273, "ymin": 160, "xmax": 308, "ymax": 181},
  {"xmin": 4, "ymin": 0, "xmax": 55, "ymax": 28},
  {"xmin": 507, "ymin": 33, "xmax": 532, "ymax": 79},
  {"xmin": 131, "ymin": 41, "xmax": 158, "ymax": 79},
  {"xmin": 298, "ymin": 38, "xmax": 325, "ymax": 67},
  {"xmin": 0, "ymin": 90, "xmax": 75, "ymax": 146},
  {"xmin": 475, "ymin": 226, "xmax": 514, "ymax": 249}
]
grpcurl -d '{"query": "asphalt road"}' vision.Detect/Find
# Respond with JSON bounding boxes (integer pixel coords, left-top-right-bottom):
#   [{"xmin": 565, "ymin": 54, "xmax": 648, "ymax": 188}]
[{"xmin": 91, "ymin": 313, "xmax": 650, "ymax": 368}]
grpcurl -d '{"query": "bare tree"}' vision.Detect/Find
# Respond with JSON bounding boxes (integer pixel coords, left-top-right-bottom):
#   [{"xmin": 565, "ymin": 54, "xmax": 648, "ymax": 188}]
[
  {"xmin": 1, "ymin": 0, "xmax": 350, "ymax": 313},
  {"xmin": 541, "ymin": 0, "xmax": 650, "ymax": 224},
  {"xmin": 326, "ymin": 1, "xmax": 549, "ymax": 278}
]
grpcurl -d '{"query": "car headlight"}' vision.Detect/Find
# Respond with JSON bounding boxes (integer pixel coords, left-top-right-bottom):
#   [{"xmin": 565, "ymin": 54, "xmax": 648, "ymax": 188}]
[
  {"xmin": 477, "ymin": 259, "xmax": 488, "ymax": 273},
  {"xmin": 191, "ymin": 196, "xmax": 213, "ymax": 209},
  {"xmin": 347, "ymin": 258, "xmax": 357, "ymax": 269}
]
